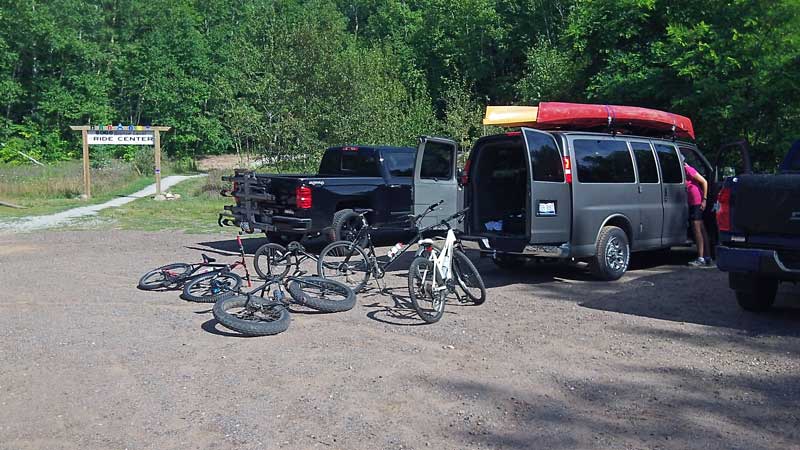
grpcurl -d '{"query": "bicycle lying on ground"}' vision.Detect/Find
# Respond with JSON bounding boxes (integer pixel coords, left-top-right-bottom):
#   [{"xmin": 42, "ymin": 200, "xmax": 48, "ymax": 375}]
[
  {"xmin": 138, "ymin": 234, "xmax": 252, "ymax": 301},
  {"xmin": 407, "ymin": 208, "xmax": 486, "ymax": 323},
  {"xmin": 212, "ymin": 250, "xmax": 356, "ymax": 336}
]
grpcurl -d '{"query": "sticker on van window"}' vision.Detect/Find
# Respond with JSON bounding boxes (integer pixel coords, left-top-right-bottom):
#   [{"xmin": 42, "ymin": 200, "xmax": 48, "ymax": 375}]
[{"xmin": 537, "ymin": 200, "xmax": 557, "ymax": 217}]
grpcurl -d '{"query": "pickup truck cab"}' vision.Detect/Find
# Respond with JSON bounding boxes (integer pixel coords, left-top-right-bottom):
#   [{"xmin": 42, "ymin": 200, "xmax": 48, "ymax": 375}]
[
  {"xmin": 221, "ymin": 146, "xmax": 415, "ymax": 243},
  {"xmin": 413, "ymin": 127, "xmax": 747, "ymax": 280},
  {"xmin": 716, "ymin": 142, "xmax": 800, "ymax": 311}
]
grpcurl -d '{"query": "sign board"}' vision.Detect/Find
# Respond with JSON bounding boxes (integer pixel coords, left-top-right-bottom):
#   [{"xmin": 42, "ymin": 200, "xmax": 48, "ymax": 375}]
[{"xmin": 87, "ymin": 132, "xmax": 154, "ymax": 145}]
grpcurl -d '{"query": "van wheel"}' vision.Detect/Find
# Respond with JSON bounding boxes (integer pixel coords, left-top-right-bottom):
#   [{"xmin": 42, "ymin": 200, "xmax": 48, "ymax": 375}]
[
  {"xmin": 492, "ymin": 254, "xmax": 527, "ymax": 270},
  {"xmin": 734, "ymin": 276, "xmax": 778, "ymax": 312},
  {"xmin": 589, "ymin": 226, "xmax": 630, "ymax": 281}
]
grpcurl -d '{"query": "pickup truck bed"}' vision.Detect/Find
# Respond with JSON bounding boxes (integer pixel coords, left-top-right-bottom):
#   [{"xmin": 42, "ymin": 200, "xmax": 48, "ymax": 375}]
[
  {"xmin": 716, "ymin": 143, "xmax": 800, "ymax": 311},
  {"xmin": 221, "ymin": 146, "xmax": 416, "ymax": 242}
]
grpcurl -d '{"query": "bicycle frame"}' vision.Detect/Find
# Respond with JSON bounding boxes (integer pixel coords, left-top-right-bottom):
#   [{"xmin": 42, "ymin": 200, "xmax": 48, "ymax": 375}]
[
  {"xmin": 418, "ymin": 228, "xmax": 458, "ymax": 294},
  {"xmin": 344, "ymin": 204, "xmax": 444, "ymax": 278},
  {"xmin": 164, "ymin": 233, "xmax": 252, "ymax": 287}
]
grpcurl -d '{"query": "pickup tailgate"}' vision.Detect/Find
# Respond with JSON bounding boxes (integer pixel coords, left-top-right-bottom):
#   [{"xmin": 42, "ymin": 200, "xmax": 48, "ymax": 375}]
[{"xmin": 734, "ymin": 174, "xmax": 800, "ymax": 236}]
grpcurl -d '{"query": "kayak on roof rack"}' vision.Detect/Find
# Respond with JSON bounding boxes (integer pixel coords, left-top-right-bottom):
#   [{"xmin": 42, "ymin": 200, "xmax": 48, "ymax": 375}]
[{"xmin": 483, "ymin": 102, "xmax": 695, "ymax": 140}]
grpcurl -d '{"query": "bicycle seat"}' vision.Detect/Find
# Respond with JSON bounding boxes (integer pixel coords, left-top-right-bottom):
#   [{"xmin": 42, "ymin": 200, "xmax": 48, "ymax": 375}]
[
  {"xmin": 356, "ymin": 209, "xmax": 374, "ymax": 216},
  {"xmin": 418, "ymin": 238, "xmax": 436, "ymax": 245},
  {"xmin": 202, "ymin": 254, "xmax": 217, "ymax": 263}
]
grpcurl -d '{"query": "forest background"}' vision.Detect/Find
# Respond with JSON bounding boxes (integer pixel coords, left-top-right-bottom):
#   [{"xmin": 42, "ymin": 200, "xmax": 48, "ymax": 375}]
[{"xmin": 0, "ymin": 0, "xmax": 798, "ymax": 171}]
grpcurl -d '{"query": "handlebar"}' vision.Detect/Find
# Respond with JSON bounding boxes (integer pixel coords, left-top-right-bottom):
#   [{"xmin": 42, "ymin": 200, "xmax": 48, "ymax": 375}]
[{"xmin": 408, "ymin": 199, "xmax": 445, "ymax": 225}]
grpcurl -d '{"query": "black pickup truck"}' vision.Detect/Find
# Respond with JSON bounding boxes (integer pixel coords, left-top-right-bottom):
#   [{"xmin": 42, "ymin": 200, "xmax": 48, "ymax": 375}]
[
  {"xmin": 220, "ymin": 145, "xmax": 416, "ymax": 243},
  {"xmin": 716, "ymin": 141, "xmax": 800, "ymax": 311}
]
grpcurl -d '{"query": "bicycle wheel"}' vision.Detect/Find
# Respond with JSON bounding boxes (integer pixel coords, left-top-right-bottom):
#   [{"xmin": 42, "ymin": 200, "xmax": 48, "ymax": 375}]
[
  {"xmin": 138, "ymin": 263, "xmax": 192, "ymax": 290},
  {"xmin": 253, "ymin": 243, "xmax": 291, "ymax": 280},
  {"xmin": 408, "ymin": 256, "xmax": 446, "ymax": 323},
  {"xmin": 181, "ymin": 271, "xmax": 241, "ymax": 303},
  {"xmin": 213, "ymin": 295, "xmax": 291, "ymax": 336},
  {"xmin": 287, "ymin": 276, "xmax": 356, "ymax": 313},
  {"xmin": 317, "ymin": 240, "xmax": 371, "ymax": 292},
  {"xmin": 452, "ymin": 249, "xmax": 487, "ymax": 305}
]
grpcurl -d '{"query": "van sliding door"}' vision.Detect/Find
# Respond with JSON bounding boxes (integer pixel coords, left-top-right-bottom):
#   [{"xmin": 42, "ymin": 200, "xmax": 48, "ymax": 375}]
[{"xmin": 522, "ymin": 128, "xmax": 571, "ymax": 244}]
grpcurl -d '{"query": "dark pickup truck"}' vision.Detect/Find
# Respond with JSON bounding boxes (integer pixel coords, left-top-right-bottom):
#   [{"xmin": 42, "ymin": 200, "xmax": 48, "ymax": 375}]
[
  {"xmin": 716, "ymin": 141, "xmax": 800, "ymax": 311},
  {"xmin": 220, "ymin": 145, "xmax": 416, "ymax": 243}
]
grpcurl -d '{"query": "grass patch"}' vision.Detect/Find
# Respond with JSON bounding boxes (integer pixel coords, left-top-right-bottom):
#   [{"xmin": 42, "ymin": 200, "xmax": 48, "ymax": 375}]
[
  {"xmin": 0, "ymin": 159, "xmax": 197, "ymax": 217},
  {"xmin": 94, "ymin": 172, "xmax": 231, "ymax": 234}
]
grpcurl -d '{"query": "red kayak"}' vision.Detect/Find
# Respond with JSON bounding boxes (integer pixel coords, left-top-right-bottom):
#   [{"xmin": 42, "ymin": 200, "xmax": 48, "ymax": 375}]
[{"xmin": 484, "ymin": 102, "xmax": 695, "ymax": 140}]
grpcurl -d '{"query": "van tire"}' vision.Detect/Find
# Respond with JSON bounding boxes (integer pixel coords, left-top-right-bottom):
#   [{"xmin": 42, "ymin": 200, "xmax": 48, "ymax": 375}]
[
  {"xmin": 589, "ymin": 226, "xmax": 630, "ymax": 281},
  {"xmin": 734, "ymin": 277, "xmax": 778, "ymax": 312},
  {"xmin": 492, "ymin": 254, "xmax": 527, "ymax": 270}
]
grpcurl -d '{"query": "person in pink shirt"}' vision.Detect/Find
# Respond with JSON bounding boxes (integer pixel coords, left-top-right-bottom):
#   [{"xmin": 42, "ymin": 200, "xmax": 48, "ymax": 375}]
[{"xmin": 684, "ymin": 162, "xmax": 711, "ymax": 267}]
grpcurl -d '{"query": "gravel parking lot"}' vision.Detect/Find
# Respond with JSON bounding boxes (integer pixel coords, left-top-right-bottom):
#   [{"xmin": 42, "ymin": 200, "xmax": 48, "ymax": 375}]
[{"xmin": 1, "ymin": 230, "xmax": 798, "ymax": 450}]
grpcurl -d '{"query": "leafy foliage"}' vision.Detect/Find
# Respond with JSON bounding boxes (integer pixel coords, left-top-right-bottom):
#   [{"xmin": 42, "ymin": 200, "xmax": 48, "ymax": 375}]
[{"xmin": 0, "ymin": 0, "xmax": 797, "ymax": 169}]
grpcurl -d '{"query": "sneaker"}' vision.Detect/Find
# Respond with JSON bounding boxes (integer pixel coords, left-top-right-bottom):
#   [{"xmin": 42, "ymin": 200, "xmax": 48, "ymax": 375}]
[{"xmin": 688, "ymin": 257, "xmax": 706, "ymax": 267}]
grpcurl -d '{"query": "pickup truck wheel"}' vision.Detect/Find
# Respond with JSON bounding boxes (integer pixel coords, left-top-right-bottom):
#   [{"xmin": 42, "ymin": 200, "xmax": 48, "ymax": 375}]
[
  {"xmin": 589, "ymin": 226, "xmax": 630, "ymax": 281},
  {"xmin": 331, "ymin": 209, "xmax": 368, "ymax": 246},
  {"xmin": 734, "ymin": 277, "xmax": 778, "ymax": 312}
]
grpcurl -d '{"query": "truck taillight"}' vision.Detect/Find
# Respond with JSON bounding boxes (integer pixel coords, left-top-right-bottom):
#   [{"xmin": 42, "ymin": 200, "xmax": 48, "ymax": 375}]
[
  {"xmin": 563, "ymin": 156, "xmax": 572, "ymax": 184},
  {"xmin": 296, "ymin": 186, "xmax": 312, "ymax": 209},
  {"xmin": 716, "ymin": 186, "xmax": 731, "ymax": 232},
  {"xmin": 460, "ymin": 159, "xmax": 471, "ymax": 185}
]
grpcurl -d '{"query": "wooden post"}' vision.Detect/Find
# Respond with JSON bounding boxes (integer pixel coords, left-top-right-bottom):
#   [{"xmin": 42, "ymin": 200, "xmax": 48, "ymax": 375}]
[
  {"xmin": 154, "ymin": 130, "xmax": 162, "ymax": 196},
  {"xmin": 81, "ymin": 129, "xmax": 91, "ymax": 199}
]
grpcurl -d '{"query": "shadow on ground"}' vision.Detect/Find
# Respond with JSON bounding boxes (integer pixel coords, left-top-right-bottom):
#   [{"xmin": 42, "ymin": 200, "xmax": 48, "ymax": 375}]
[{"xmin": 421, "ymin": 364, "xmax": 800, "ymax": 450}]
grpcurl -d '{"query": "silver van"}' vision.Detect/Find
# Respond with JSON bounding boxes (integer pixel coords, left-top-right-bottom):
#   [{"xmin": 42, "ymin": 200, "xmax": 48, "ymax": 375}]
[{"xmin": 411, "ymin": 128, "xmax": 721, "ymax": 280}]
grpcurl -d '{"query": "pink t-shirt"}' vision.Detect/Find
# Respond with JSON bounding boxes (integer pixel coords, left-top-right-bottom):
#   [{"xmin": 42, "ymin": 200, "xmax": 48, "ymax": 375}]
[{"xmin": 684, "ymin": 164, "xmax": 703, "ymax": 206}]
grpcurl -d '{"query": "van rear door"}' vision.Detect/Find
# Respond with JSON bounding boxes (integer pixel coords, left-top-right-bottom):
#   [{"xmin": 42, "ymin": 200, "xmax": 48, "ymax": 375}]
[
  {"xmin": 522, "ymin": 128, "xmax": 572, "ymax": 244},
  {"xmin": 413, "ymin": 136, "xmax": 460, "ymax": 229}
]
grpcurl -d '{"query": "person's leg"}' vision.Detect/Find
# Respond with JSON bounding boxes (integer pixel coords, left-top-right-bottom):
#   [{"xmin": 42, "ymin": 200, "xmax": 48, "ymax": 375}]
[
  {"xmin": 700, "ymin": 222, "xmax": 711, "ymax": 260},
  {"xmin": 692, "ymin": 220, "xmax": 705, "ymax": 259}
]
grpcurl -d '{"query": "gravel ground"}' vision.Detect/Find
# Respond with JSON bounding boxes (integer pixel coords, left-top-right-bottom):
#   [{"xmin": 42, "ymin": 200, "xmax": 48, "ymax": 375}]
[{"xmin": 1, "ymin": 230, "xmax": 798, "ymax": 450}]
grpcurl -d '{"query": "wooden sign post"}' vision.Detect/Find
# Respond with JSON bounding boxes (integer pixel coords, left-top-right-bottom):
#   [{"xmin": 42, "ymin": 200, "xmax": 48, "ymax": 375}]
[{"xmin": 69, "ymin": 125, "xmax": 171, "ymax": 199}]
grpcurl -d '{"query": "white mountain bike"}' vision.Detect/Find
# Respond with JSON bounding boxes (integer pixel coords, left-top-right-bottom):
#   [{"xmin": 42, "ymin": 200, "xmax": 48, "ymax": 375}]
[{"xmin": 407, "ymin": 208, "xmax": 487, "ymax": 323}]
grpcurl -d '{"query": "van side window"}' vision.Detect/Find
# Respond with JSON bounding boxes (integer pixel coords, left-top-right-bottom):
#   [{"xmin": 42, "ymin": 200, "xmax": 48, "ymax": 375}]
[
  {"xmin": 630, "ymin": 142, "xmax": 659, "ymax": 183},
  {"xmin": 525, "ymin": 130, "xmax": 564, "ymax": 182},
  {"xmin": 573, "ymin": 139, "xmax": 635, "ymax": 183},
  {"xmin": 420, "ymin": 141, "xmax": 454, "ymax": 180},
  {"xmin": 655, "ymin": 144, "xmax": 683, "ymax": 183}
]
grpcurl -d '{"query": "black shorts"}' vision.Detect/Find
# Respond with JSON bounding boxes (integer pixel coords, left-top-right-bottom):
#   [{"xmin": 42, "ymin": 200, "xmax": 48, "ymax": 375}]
[{"xmin": 689, "ymin": 204, "xmax": 703, "ymax": 221}]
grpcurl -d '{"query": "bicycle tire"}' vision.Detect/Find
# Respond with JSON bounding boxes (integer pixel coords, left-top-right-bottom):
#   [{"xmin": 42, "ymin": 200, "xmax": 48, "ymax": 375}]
[
  {"xmin": 138, "ymin": 263, "xmax": 192, "ymax": 290},
  {"xmin": 407, "ymin": 256, "xmax": 445, "ymax": 323},
  {"xmin": 317, "ymin": 240, "xmax": 371, "ymax": 292},
  {"xmin": 253, "ymin": 243, "xmax": 291, "ymax": 280},
  {"xmin": 213, "ymin": 295, "xmax": 291, "ymax": 336},
  {"xmin": 181, "ymin": 271, "xmax": 241, "ymax": 303},
  {"xmin": 452, "ymin": 249, "xmax": 487, "ymax": 305},
  {"xmin": 287, "ymin": 276, "xmax": 356, "ymax": 313}
]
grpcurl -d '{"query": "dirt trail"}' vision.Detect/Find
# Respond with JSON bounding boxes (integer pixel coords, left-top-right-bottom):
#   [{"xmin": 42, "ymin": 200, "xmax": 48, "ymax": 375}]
[{"xmin": 0, "ymin": 175, "xmax": 204, "ymax": 233}]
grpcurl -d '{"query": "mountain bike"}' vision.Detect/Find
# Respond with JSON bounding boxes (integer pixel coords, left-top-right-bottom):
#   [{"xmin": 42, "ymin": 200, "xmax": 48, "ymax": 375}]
[
  {"xmin": 317, "ymin": 203, "xmax": 486, "ymax": 310},
  {"xmin": 315, "ymin": 201, "xmax": 442, "ymax": 292},
  {"xmin": 407, "ymin": 208, "xmax": 486, "ymax": 323},
  {"xmin": 138, "ymin": 234, "xmax": 252, "ymax": 299},
  {"xmin": 212, "ymin": 255, "xmax": 356, "ymax": 336}
]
